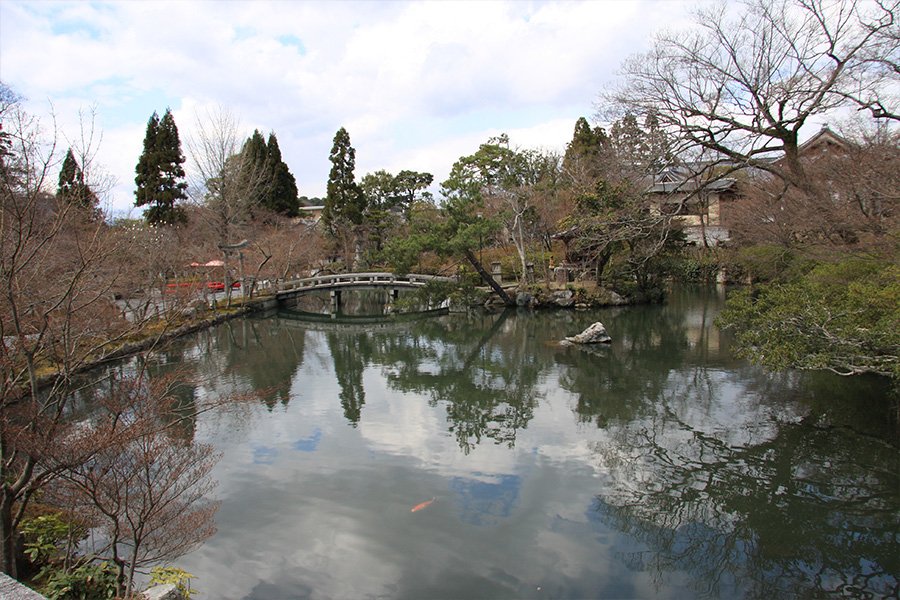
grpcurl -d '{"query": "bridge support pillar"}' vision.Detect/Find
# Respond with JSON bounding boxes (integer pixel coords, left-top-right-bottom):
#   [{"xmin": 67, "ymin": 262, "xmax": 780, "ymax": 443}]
[{"xmin": 331, "ymin": 290, "xmax": 342, "ymax": 312}]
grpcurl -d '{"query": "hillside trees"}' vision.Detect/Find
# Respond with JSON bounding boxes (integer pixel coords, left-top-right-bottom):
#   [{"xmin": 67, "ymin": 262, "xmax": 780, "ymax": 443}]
[
  {"xmin": 134, "ymin": 109, "xmax": 189, "ymax": 225},
  {"xmin": 602, "ymin": 0, "xmax": 900, "ymax": 381},
  {"xmin": 563, "ymin": 117, "xmax": 609, "ymax": 186},
  {"xmin": 359, "ymin": 169, "xmax": 433, "ymax": 262},
  {"xmin": 717, "ymin": 128, "xmax": 900, "ymax": 384},
  {"xmin": 263, "ymin": 133, "xmax": 300, "ymax": 217},
  {"xmin": 393, "ymin": 170, "xmax": 434, "ymax": 218},
  {"xmin": 187, "ymin": 107, "xmax": 270, "ymax": 304},
  {"xmin": 359, "ymin": 170, "xmax": 399, "ymax": 260},
  {"xmin": 385, "ymin": 147, "xmax": 513, "ymax": 304}
]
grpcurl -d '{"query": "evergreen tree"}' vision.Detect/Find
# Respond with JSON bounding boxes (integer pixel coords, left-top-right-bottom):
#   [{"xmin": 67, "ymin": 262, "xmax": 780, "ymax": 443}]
[
  {"xmin": 263, "ymin": 133, "xmax": 299, "ymax": 217},
  {"xmin": 238, "ymin": 129, "xmax": 268, "ymax": 212},
  {"xmin": 323, "ymin": 127, "xmax": 365, "ymax": 235},
  {"xmin": 393, "ymin": 170, "xmax": 434, "ymax": 218},
  {"xmin": 134, "ymin": 109, "xmax": 188, "ymax": 225},
  {"xmin": 563, "ymin": 117, "xmax": 608, "ymax": 180},
  {"xmin": 57, "ymin": 147, "xmax": 99, "ymax": 215},
  {"xmin": 241, "ymin": 129, "xmax": 268, "ymax": 178},
  {"xmin": 134, "ymin": 112, "xmax": 159, "ymax": 206},
  {"xmin": 239, "ymin": 130, "xmax": 299, "ymax": 218}
]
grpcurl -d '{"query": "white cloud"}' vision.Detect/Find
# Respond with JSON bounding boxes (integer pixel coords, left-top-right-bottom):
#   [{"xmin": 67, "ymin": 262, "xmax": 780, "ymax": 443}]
[{"xmin": 1, "ymin": 0, "xmax": 693, "ymax": 214}]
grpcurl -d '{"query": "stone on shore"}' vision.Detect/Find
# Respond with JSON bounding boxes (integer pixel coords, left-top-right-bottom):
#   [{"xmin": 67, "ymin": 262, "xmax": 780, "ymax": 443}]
[
  {"xmin": 565, "ymin": 322, "xmax": 612, "ymax": 344},
  {"xmin": 143, "ymin": 584, "xmax": 185, "ymax": 600}
]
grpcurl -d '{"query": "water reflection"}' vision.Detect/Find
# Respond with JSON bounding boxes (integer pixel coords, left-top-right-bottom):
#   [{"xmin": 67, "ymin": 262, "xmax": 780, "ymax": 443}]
[
  {"xmin": 147, "ymin": 287, "xmax": 897, "ymax": 599},
  {"xmin": 385, "ymin": 310, "xmax": 543, "ymax": 452}
]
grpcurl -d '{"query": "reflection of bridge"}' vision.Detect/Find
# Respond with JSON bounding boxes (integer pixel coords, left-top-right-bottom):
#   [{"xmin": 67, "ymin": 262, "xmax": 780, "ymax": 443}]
[{"xmin": 274, "ymin": 272, "xmax": 452, "ymax": 311}]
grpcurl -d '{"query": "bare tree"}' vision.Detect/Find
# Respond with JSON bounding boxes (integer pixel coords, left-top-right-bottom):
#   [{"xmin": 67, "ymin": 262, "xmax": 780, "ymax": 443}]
[
  {"xmin": 0, "ymin": 85, "xmax": 149, "ymax": 577},
  {"xmin": 51, "ymin": 374, "xmax": 220, "ymax": 597},
  {"xmin": 727, "ymin": 121, "xmax": 900, "ymax": 252},
  {"xmin": 603, "ymin": 0, "xmax": 900, "ymax": 192},
  {"xmin": 185, "ymin": 106, "xmax": 268, "ymax": 306}
]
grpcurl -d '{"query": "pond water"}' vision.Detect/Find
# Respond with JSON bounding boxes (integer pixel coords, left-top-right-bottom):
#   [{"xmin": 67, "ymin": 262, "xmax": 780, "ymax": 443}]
[{"xmin": 147, "ymin": 287, "xmax": 898, "ymax": 599}]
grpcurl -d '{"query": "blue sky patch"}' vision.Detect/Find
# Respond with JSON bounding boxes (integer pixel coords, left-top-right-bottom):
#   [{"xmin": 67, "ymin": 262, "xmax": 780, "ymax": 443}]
[
  {"xmin": 277, "ymin": 34, "xmax": 307, "ymax": 55},
  {"xmin": 293, "ymin": 428, "xmax": 322, "ymax": 452},
  {"xmin": 251, "ymin": 443, "xmax": 279, "ymax": 465},
  {"xmin": 232, "ymin": 25, "xmax": 256, "ymax": 41},
  {"xmin": 449, "ymin": 473, "xmax": 521, "ymax": 526}
]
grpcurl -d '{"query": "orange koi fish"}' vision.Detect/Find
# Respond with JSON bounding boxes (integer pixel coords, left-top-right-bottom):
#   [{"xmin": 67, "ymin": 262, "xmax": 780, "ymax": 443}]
[{"xmin": 411, "ymin": 498, "xmax": 435, "ymax": 512}]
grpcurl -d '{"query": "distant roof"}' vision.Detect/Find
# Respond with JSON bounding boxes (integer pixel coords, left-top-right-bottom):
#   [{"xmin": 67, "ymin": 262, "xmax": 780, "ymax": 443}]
[
  {"xmin": 648, "ymin": 177, "xmax": 737, "ymax": 194},
  {"xmin": 799, "ymin": 126, "xmax": 849, "ymax": 154}
]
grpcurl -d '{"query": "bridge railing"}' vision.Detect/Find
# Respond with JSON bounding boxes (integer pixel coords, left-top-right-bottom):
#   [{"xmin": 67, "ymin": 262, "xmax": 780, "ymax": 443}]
[{"xmin": 275, "ymin": 272, "xmax": 450, "ymax": 294}]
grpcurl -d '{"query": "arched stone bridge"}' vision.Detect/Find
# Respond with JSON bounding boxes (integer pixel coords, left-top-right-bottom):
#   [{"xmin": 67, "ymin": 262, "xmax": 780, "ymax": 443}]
[{"xmin": 274, "ymin": 272, "xmax": 452, "ymax": 310}]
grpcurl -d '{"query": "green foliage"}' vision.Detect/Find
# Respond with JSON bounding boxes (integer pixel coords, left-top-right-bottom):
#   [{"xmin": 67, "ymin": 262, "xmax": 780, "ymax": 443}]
[
  {"xmin": 669, "ymin": 253, "xmax": 721, "ymax": 283},
  {"xmin": 730, "ymin": 245, "xmax": 816, "ymax": 283},
  {"xmin": 360, "ymin": 169, "xmax": 433, "ymax": 214},
  {"xmin": 134, "ymin": 109, "xmax": 188, "ymax": 225},
  {"xmin": 561, "ymin": 167, "xmax": 680, "ymax": 295},
  {"xmin": 39, "ymin": 560, "xmax": 119, "ymax": 600},
  {"xmin": 149, "ymin": 566, "xmax": 196, "ymax": 599},
  {"xmin": 21, "ymin": 514, "xmax": 85, "ymax": 565},
  {"xmin": 563, "ymin": 117, "xmax": 608, "ymax": 179},
  {"xmin": 324, "ymin": 127, "xmax": 366, "ymax": 234},
  {"xmin": 384, "ymin": 163, "xmax": 502, "ymax": 275},
  {"xmin": 241, "ymin": 131, "xmax": 299, "ymax": 217},
  {"xmin": 718, "ymin": 260, "xmax": 900, "ymax": 380}
]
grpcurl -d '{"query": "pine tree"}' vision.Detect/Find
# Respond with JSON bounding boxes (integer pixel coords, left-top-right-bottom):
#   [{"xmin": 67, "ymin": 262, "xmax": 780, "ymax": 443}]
[
  {"xmin": 324, "ymin": 127, "xmax": 365, "ymax": 235},
  {"xmin": 57, "ymin": 147, "xmax": 99, "ymax": 215},
  {"xmin": 134, "ymin": 109, "xmax": 188, "ymax": 225}
]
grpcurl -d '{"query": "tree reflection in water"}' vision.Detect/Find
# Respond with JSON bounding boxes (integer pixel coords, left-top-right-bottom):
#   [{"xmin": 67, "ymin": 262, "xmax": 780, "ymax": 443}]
[
  {"xmin": 383, "ymin": 310, "xmax": 543, "ymax": 453},
  {"xmin": 557, "ymin": 290, "xmax": 900, "ymax": 599}
]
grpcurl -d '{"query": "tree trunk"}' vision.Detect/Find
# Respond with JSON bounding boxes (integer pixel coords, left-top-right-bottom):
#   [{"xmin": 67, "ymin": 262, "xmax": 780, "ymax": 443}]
[
  {"xmin": 595, "ymin": 248, "xmax": 612, "ymax": 286},
  {"xmin": 0, "ymin": 491, "xmax": 16, "ymax": 577},
  {"xmin": 464, "ymin": 249, "xmax": 513, "ymax": 305}
]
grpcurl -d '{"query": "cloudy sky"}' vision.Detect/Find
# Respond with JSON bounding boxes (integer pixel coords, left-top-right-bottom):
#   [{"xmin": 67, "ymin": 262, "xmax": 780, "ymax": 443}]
[{"xmin": 0, "ymin": 0, "xmax": 696, "ymax": 217}]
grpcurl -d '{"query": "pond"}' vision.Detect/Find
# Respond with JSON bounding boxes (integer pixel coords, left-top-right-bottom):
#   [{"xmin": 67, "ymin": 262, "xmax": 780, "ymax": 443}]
[{"xmin": 146, "ymin": 287, "xmax": 898, "ymax": 599}]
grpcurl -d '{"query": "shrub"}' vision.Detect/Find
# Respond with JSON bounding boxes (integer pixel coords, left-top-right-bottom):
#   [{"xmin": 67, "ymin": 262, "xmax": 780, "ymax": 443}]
[{"xmin": 38, "ymin": 560, "xmax": 119, "ymax": 600}]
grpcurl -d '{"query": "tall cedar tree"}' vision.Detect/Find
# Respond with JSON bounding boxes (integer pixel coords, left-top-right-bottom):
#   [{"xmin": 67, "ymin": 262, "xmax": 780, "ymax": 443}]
[
  {"xmin": 264, "ymin": 133, "xmax": 300, "ymax": 217},
  {"xmin": 563, "ymin": 117, "xmax": 608, "ymax": 181},
  {"xmin": 57, "ymin": 147, "xmax": 100, "ymax": 215},
  {"xmin": 240, "ymin": 129, "xmax": 268, "ymax": 203},
  {"xmin": 323, "ymin": 127, "xmax": 365, "ymax": 236},
  {"xmin": 134, "ymin": 109, "xmax": 188, "ymax": 225},
  {"xmin": 240, "ymin": 130, "xmax": 300, "ymax": 217}
]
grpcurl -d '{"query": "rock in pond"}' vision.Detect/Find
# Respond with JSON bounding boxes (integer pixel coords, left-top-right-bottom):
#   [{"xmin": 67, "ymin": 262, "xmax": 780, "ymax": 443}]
[{"xmin": 565, "ymin": 322, "xmax": 612, "ymax": 344}]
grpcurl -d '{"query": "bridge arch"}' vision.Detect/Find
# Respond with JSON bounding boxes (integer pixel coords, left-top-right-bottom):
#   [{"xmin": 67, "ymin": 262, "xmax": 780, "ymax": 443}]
[{"xmin": 273, "ymin": 272, "xmax": 452, "ymax": 311}]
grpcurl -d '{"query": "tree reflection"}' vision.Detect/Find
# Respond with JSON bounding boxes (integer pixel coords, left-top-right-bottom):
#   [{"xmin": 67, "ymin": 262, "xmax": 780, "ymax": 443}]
[
  {"xmin": 324, "ymin": 330, "xmax": 371, "ymax": 426},
  {"xmin": 562, "ymin": 290, "xmax": 900, "ymax": 598},
  {"xmin": 592, "ymin": 415, "xmax": 898, "ymax": 598},
  {"xmin": 203, "ymin": 317, "xmax": 306, "ymax": 408},
  {"xmin": 375, "ymin": 310, "xmax": 545, "ymax": 452}
]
